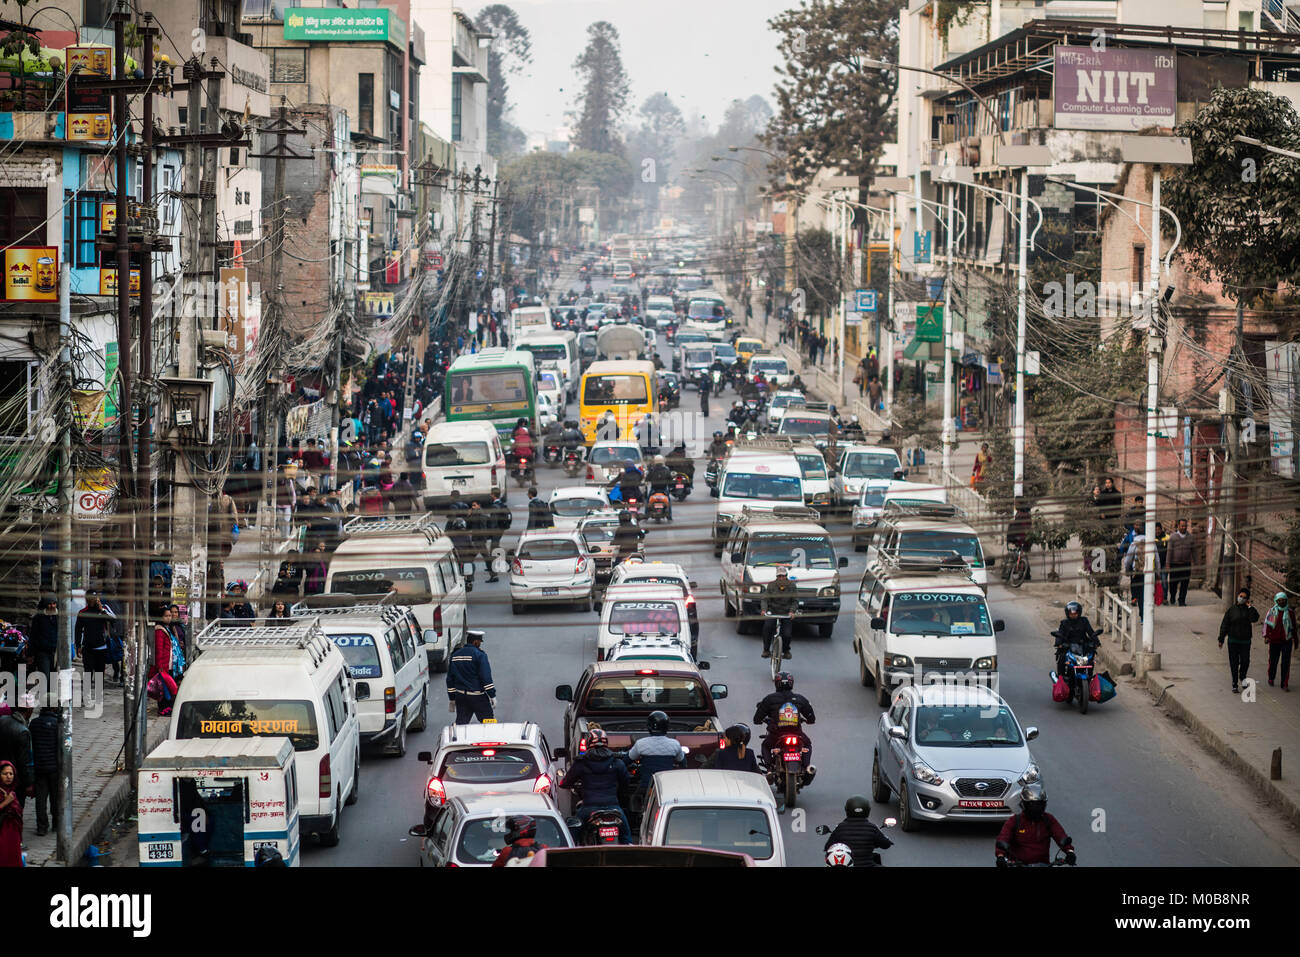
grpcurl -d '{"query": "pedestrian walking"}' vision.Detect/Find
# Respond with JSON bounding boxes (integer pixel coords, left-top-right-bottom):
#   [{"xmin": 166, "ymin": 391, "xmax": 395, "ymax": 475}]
[
  {"xmin": 1264, "ymin": 591, "xmax": 1297, "ymax": 690},
  {"xmin": 1121, "ymin": 532, "xmax": 1158, "ymax": 621},
  {"xmin": 28, "ymin": 706, "xmax": 58, "ymax": 836},
  {"xmin": 971, "ymin": 442, "xmax": 992, "ymax": 491},
  {"xmin": 699, "ymin": 381, "xmax": 710, "ymax": 418},
  {"xmin": 1166, "ymin": 519, "xmax": 1194, "ymax": 606},
  {"xmin": 0, "ymin": 694, "xmax": 33, "ymax": 812},
  {"xmin": 467, "ymin": 501, "xmax": 498, "ymax": 583},
  {"xmin": 1153, "ymin": 521, "xmax": 1170, "ymax": 601},
  {"xmin": 526, "ymin": 486, "xmax": 552, "ymax": 531},
  {"xmin": 1218, "ymin": 587, "xmax": 1259, "ymax": 694},
  {"xmin": 0, "ymin": 761, "xmax": 21, "ymax": 866},
  {"xmin": 303, "ymin": 541, "xmax": 330, "ymax": 596},
  {"xmin": 485, "ymin": 486, "xmax": 511, "ymax": 575},
  {"xmin": 446, "ymin": 630, "xmax": 495, "ymax": 723},
  {"xmin": 867, "ymin": 375, "xmax": 882, "ymax": 412},
  {"xmin": 29, "ymin": 597, "xmax": 58, "ymax": 679},
  {"xmin": 149, "ymin": 609, "xmax": 179, "ymax": 717},
  {"xmin": 74, "ymin": 590, "xmax": 114, "ymax": 677}
]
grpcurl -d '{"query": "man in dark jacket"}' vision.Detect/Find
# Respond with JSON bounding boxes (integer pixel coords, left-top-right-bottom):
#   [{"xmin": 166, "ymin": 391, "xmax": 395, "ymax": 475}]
[
  {"xmin": 467, "ymin": 502, "xmax": 499, "ymax": 583},
  {"xmin": 1054, "ymin": 601, "xmax": 1100, "ymax": 697},
  {"xmin": 30, "ymin": 597, "xmax": 59, "ymax": 678},
  {"xmin": 74, "ymin": 591, "xmax": 114, "ymax": 675},
  {"xmin": 995, "ymin": 783, "xmax": 1075, "ymax": 867},
  {"xmin": 753, "ymin": 672, "xmax": 816, "ymax": 770},
  {"xmin": 1219, "ymin": 586, "xmax": 1260, "ymax": 694},
  {"xmin": 823, "ymin": 795, "xmax": 893, "ymax": 866},
  {"xmin": 29, "ymin": 705, "xmax": 59, "ymax": 835},
  {"xmin": 485, "ymin": 486, "xmax": 512, "ymax": 568},
  {"xmin": 1166, "ymin": 518, "xmax": 1194, "ymax": 606},
  {"xmin": 559, "ymin": 729, "xmax": 631, "ymax": 844},
  {"xmin": 388, "ymin": 472, "xmax": 420, "ymax": 517},
  {"xmin": 761, "ymin": 566, "xmax": 798, "ymax": 658},
  {"xmin": 706, "ymin": 724, "xmax": 763, "ymax": 775},
  {"xmin": 446, "ymin": 631, "xmax": 495, "ymax": 723},
  {"xmin": 0, "ymin": 694, "xmax": 33, "ymax": 809},
  {"xmin": 525, "ymin": 486, "xmax": 552, "ymax": 531}
]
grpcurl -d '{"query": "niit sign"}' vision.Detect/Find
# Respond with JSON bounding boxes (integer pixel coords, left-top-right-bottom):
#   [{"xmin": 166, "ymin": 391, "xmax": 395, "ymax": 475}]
[{"xmin": 1053, "ymin": 46, "xmax": 1176, "ymax": 131}]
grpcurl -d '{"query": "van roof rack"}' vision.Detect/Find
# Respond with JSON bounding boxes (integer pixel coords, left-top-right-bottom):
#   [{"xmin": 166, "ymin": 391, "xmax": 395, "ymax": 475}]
[
  {"xmin": 878, "ymin": 552, "xmax": 972, "ymax": 577},
  {"xmin": 732, "ymin": 435, "xmax": 796, "ymax": 451},
  {"xmin": 290, "ymin": 593, "xmax": 414, "ymax": 624},
  {"xmin": 882, "ymin": 500, "xmax": 964, "ymax": 520},
  {"xmin": 342, "ymin": 513, "xmax": 442, "ymax": 538},
  {"xmin": 800, "ymin": 400, "xmax": 830, "ymax": 413},
  {"xmin": 740, "ymin": 504, "xmax": 821, "ymax": 523},
  {"xmin": 195, "ymin": 617, "xmax": 335, "ymax": 667}
]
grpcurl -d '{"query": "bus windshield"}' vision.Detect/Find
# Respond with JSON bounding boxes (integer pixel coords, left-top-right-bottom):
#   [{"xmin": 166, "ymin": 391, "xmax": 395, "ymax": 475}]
[
  {"xmin": 584, "ymin": 375, "xmax": 648, "ymax": 405},
  {"xmin": 517, "ymin": 343, "xmax": 568, "ymax": 363},
  {"xmin": 449, "ymin": 370, "xmax": 528, "ymax": 406}
]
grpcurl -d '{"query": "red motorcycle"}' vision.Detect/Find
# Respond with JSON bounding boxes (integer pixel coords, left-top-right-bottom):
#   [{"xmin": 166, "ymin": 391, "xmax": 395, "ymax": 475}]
[{"xmin": 646, "ymin": 491, "xmax": 671, "ymax": 523}]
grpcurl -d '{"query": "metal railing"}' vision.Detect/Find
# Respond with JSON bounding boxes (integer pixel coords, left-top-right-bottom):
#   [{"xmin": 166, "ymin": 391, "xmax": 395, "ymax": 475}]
[
  {"xmin": 939, "ymin": 467, "xmax": 995, "ymax": 533},
  {"xmin": 1075, "ymin": 576, "xmax": 1141, "ymax": 658}
]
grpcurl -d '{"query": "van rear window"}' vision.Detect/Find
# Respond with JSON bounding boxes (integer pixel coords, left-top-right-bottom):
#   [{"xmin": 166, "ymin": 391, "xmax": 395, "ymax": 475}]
[
  {"xmin": 176, "ymin": 699, "xmax": 319, "ymax": 751},
  {"xmin": 331, "ymin": 567, "xmax": 431, "ymax": 601},
  {"xmin": 441, "ymin": 747, "xmax": 537, "ymax": 783},
  {"xmin": 661, "ymin": 807, "xmax": 773, "ymax": 860},
  {"xmin": 425, "ymin": 442, "xmax": 490, "ymax": 467},
  {"xmin": 608, "ymin": 601, "xmax": 682, "ymax": 635},
  {"xmin": 325, "ymin": 633, "xmax": 383, "ymax": 678}
]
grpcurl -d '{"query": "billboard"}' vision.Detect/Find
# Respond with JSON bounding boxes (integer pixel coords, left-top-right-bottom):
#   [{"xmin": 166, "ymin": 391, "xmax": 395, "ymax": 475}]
[
  {"xmin": 4, "ymin": 247, "xmax": 58, "ymax": 301},
  {"xmin": 284, "ymin": 8, "xmax": 403, "ymax": 43},
  {"xmin": 1054, "ymin": 46, "xmax": 1177, "ymax": 131}
]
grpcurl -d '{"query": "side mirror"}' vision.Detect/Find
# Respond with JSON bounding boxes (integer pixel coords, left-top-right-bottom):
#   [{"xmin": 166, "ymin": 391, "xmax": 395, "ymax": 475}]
[
  {"xmin": 555, "ymin": 684, "xmax": 573, "ymax": 702},
  {"xmin": 423, "ymin": 629, "xmax": 440, "ymax": 646},
  {"xmin": 894, "ymin": 468, "xmax": 907, "ymax": 480},
  {"xmin": 838, "ymin": 556, "xmax": 849, "ymax": 568},
  {"xmin": 408, "ymin": 824, "xmax": 427, "ymax": 837},
  {"xmin": 709, "ymin": 487, "xmax": 720, "ymax": 498},
  {"xmin": 994, "ymin": 619, "xmax": 1006, "ymax": 633},
  {"xmin": 565, "ymin": 816, "xmax": 583, "ymax": 831},
  {"xmin": 887, "ymin": 725, "xmax": 907, "ymax": 741},
  {"xmin": 689, "ymin": 580, "xmax": 699, "ymax": 589},
  {"xmin": 882, "ymin": 817, "xmax": 897, "ymax": 828},
  {"xmin": 461, "ymin": 562, "xmax": 474, "ymax": 577},
  {"xmin": 354, "ymin": 682, "xmax": 371, "ymax": 701},
  {"xmin": 1025, "ymin": 726, "xmax": 1039, "ymax": 741},
  {"xmin": 814, "ymin": 824, "xmax": 830, "ymax": 835},
  {"xmin": 697, "ymin": 660, "xmax": 710, "ymax": 670},
  {"xmin": 870, "ymin": 616, "xmax": 886, "ymax": 630},
  {"xmin": 417, "ymin": 751, "xmax": 432, "ymax": 763},
  {"xmin": 709, "ymin": 683, "xmax": 728, "ymax": 700},
  {"xmin": 730, "ymin": 551, "xmax": 744, "ymax": 564},
  {"xmin": 553, "ymin": 746, "xmax": 568, "ymax": 759}
]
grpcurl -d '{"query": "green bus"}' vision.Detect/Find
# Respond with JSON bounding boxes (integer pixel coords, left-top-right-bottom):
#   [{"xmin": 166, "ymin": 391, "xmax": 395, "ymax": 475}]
[{"xmin": 443, "ymin": 348, "xmax": 538, "ymax": 445}]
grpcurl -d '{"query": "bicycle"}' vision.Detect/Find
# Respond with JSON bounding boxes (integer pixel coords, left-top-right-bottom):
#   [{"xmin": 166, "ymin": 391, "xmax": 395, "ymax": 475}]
[
  {"xmin": 761, "ymin": 609, "xmax": 793, "ymax": 681},
  {"xmin": 1002, "ymin": 543, "xmax": 1029, "ymax": 588}
]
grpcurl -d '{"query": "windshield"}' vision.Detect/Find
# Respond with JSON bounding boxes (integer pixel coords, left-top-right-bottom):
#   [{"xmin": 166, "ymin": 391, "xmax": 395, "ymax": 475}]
[
  {"xmin": 747, "ymin": 534, "xmax": 835, "ymax": 569},
  {"xmin": 859, "ymin": 486, "xmax": 888, "ymax": 507},
  {"xmin": 897, "ymin": 531, "xmax": 983, "ymax": 567},
  {"xmin": 751, "ymin": 359, "xmax": 788, "ymax": 375},
  {"xmin": 449, "ymin": 370, "xmax": 529, "ymax": 408},
  {"xmin": 551, "ymin": 497, "xmax": 607, "ymax": 517},
  {"xmin": 590, "ymin": 445, "xmax": 641, "ymax": 466},
  {"xmin": 779, "ymin": 417, "xmax": 833, "ymax": 436},
  {"xmin": 331, "ymin": 567, "xmax": 430, "ymax": 600},
  {"xmin": 456, "ymin": 816, "xmax": 567, "ymax": 865},
  {"xmin": 914, "ymin": 705, "xmax": 1022, "ymax": 748},
  {"xmin": 176, "ymin": 699, "xmax": 319, "ymax": 752},
  {"xmin": 688, "ymin": 300, "xmax": 725, "ymax": 319},
  {"xmin": 518, "ymin": 538, "xmax": 580, "ymax": 561},
  {"xmin": 676, "ymin": 334, "xmax": 708, "ymax": 346},
  {"xmin": 425, "ymin": 442, "xmax": 490, "ymax": 468},
  {"xmin": 519, "ymin": 344, "xmax": 568, "ymax": 363},
  {"xmin": 584, "ymin": 375, "xmax": 649, "ymax": 405},
  {"xmin": 608, "ymin": 601, "xmax": 682, "ymax": 635},
  {"xmin": 583, "ymin": 675, "xmax": 706, "ymax": 711},
  {"xmin": 684, "ymin": 349, "xmax": 713, "ymax": 364},
  {"xmin": 714, "ymin": 345, "xmax": 736, "ymax": 358},
  {"xmin": 440, "ymin": 747, "xmax": 537, "ymax": 783},
  {"xmin": 325, "ymin": 633, "xmax": 383, "ymax": 679},
  {"xmin": 888, "ymin": 592, "xmax": 993, "ymax": 636},
  {"xmin": 721, "ymin": 472, "xmax": 802, "ymax": 501},
  {"xmin": 772, "ymin": 394, "xmax": 804, "ymax": 410},
  {"xmin": 661, "ymin": 807, "xmax": 773, "ymax": 860},
  {"xmin": 795, "ymin": 454, "xmax": 827, "ymax": 481},
  {"xmin": 842, "ymin": 452, "xmax": 900, "ymax": 479},
  {"xmin": 582, "ymin": 523, "xmax": 616, "ymax": 544}
]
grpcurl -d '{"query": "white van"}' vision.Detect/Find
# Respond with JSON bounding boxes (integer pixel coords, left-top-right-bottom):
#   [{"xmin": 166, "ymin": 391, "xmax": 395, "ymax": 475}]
[
  {"xmin": 710, "ymin": 445, "xmax": 805, "ymax": 556},
  {"xmin": 881, "ymin": 481, "xmax": 948, "ymax": 510},
  {"xmin": 422, "ymin": 420, "xmax": 507, "ymax": 508},
  {"xmin": 171, "ymin": 619, "xmax": 361, "ymax": 847},
  {"xmin": 641, "ymin": 769, "xmax": 785, "ymax": 867},
  {"xmin": 597, "ymin": 584, "xmax": 693, "ymax": 661},
  {"xmin": 852, "ymin": 557, "xmax": 1004, "ymax": 708},
  {"xmin": 515, "ymin": 329, "xmax": 580, "ymax": 402},
  {"xmin": 328, "ymin": 516, "xmax": 470, "ymax": 672},
  {"xmin": 292, "ymin": 597, "xmax": 432, "ymax": 756},
  {"xmin": 510, "ymin": 305, "xmax": 551, "ymax": 341}
]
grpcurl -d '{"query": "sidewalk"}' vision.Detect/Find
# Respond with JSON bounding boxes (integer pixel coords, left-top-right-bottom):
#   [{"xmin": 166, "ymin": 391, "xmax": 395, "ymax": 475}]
[{"xmin": 22, "ymin": 689, "xmax": 167, "ymax": 866}]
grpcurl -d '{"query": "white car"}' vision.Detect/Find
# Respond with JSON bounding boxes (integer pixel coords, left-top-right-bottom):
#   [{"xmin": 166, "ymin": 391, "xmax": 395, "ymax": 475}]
[
  {"xmin": 418, "ymin": 722, "xmax": 561, "ymax": 813},
  {"xmin": 607, "ymin": 560, "xmax": 700, "ymax": 643},
  {"xmin": 834, "ymin": 445, "xmax": 904, "ymax": 506},
  {"xmin": 851, "ymin": 479, "xmax": 894, "ymax": 551},
  {"xmin": 509, "ymin": 529, "xmax": 596, "ymax": 614},
  {"xmin": 586, "ymin": 440, "xmax": 644, "ymax": 485},
  {"xmin": 537, "ymin": 370, "xmax": 566, "ymax": 417},
  {"xmin": 605, "ymin": 635, "xmax": 696, "ymax": 665},
  {"xmin": 766, "ymin": 391, "xmax": 806, "ymax": 429},
  {"xmin": 537, "ymin": 392, "xmax": 559, "ymax": 430},
  {"xmin": 748, "ymin": 354, "xmax": 794, "ymax": 387},
  {"xmin": 548, "ymin": 485, "xmax": 611, "ymax": 529},
  {"xmin": 597, "ymin": 584, "xmax": 693, "ymax": 660}
]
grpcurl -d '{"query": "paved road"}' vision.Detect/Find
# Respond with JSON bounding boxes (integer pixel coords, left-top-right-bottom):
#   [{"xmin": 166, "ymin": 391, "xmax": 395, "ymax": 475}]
[{"xmin": 309, "ymin": 273, "xmax": 1300, "ymax": 868}]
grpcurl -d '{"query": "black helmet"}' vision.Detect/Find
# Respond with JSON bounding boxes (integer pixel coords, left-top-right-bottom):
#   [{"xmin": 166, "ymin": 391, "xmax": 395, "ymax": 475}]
[
  {"xmin": 713, "ymin": 430, "xmax": 723, "ymax": 439},
  {"xmin": 1065, "ymin": 601, "xmax": 1082, "ymax": 618},
  {"xmin": 1020, "ymin": 783, "xmax": 1047, "ymax": 820},
  {"xmin": 844, "ymin": 795, "xmax": 871, "ymax": 819},
  {"xmin": 647, "ymin": 710, "xmax": 670, "ymax": 735},
  {"xmin": 504, "ymin": 814, "xmax": 537, "ymax": 843},
  {"xmin": 774, "ymin": 672, "xmax": 793, "ymax": 692},
  {"xmin": 725, "ymin": 723, "xmax": 751, "ymax": 747}
]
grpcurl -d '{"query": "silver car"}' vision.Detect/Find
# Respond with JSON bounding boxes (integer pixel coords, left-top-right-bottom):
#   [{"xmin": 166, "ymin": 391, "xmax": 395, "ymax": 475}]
[{"xmin": 871, "ymin": 684, "xmax": 1041, "ymax": 831}]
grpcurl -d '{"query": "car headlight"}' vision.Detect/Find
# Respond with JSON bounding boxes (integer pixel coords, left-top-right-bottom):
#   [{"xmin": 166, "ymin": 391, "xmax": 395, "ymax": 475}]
[
  {"xmin": 818, "ymin": 585, "xmax": 839, "ymax": 598},
  {"xmin": 1018, "ymin": 764, "xmax": 1040, "ymax": 786},
  {"xmin": 717, "ymin": 514, "xmax": 733, "ymax": 524},
  {"xmin": 910, "ymin": 761, "xmax": 944, "ymax": 787},
  {"xmin": 886, "ymin": 654, "xmax": 912, "ymax": 669},
  {"xmin": 746, "ymin": 585, "xmax": 762, "ymax": 595},
  {"xmin": 812, "ymin": 493, "xmax": 833, "ymax": 505},
  {"xmin": 974, "ymin": 655, "xmax": 998, "ymax": 671}
]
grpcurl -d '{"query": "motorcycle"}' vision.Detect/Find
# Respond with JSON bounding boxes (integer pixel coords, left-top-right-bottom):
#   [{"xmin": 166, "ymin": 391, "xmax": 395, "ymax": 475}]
[
  {"xmin": 815, "ymin": 818, "xmax": 896, "ymax": 866},
  {"xmin": 705, "ymin": 458, "xmax": 722, "ymax": 488},
  {"xmin": 646, "ymin": 491, "xmax": 672, "ymax": 523},
  {"xmin": 1051, "ymin": 636, "xmax": 1098, "ymax": 714},
  {"xmin": 563, "ymin": 447, "xmax": 585, "ymax": 478},
  {"xmin": 542, "ymin": 443, "xmax": 563, "ymax": 467},
  {"xmin": 670, "ymin": 471, "xmax": 692, "ymax": 502},
  {"xmin": 577, "ymin": 807, "xmax": 627, "ymax": 846},
  {"xmin": 765, "ymin": 714, "xmax": 814, "ymax": 810},
  {"xmin": 711, "ymin": 369, "xmax": 725, "ymax": 396},
  {"xmin": 510, "ymin": 451, "xmax": 535, "ymax": 488}
]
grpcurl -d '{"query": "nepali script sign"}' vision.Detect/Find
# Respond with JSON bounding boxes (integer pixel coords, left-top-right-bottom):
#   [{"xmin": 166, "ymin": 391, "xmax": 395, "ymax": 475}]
[{"xmin": 1053, "ymin": 46, "xmax": 1176, "ymax": 131}]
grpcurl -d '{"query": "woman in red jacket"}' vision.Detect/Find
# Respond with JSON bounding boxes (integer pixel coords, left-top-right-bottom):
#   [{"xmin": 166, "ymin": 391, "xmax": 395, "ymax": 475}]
[{"xmin": 150, "ymin": 607, "xmax": 179, "ymax": 716}]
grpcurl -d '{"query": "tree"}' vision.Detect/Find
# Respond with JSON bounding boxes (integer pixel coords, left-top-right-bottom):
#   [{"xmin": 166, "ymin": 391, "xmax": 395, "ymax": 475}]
[
  {"xmin": 1162, "ymin": 87, "xmax": 1300, "ymax": 304},
  {"xmin": 764, "ymin": 0, "xmax": 903, "ymax": 196},
  {"xmin": 476, "ymin": 4, "xmax": 533, "ymax": 158},
  {"xmin": 626, "ymin": 93, "xmax": 685, "ymax": 217},
  {"xmin": 792, "ymin": 227, "xmax": 840, "ymax": 317},
  {"xmin": 571, "ymin": 21, "xmax": 630, "ymax": 156}
]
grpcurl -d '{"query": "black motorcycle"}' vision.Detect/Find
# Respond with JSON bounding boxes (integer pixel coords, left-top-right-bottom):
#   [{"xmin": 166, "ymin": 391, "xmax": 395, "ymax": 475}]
[{"xmin": 670, "ymin": 471, "xmax": 692, "ymax": 502}]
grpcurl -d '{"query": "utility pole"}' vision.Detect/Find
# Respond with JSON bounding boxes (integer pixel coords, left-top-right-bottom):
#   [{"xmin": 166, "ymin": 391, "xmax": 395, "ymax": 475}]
[
  {"xmin": 941, "ymin": 182, "xmax": 955, "ymax": 474},
  {"xmin": 1013, "ymin": 169, "xmax": 1028, "ymax": 498},
  {"xmin": 1140, "ymin": 165, "xmax": 1164, "ymax": 672},
  {"xmin": 1221, "ymin": 298, "xmax": 1245, "ymax": 609},
  {"xmin": 885, "ymin": 192, "xmax": 896, "ymax": 417},
  {"xmin": 56, "ymin": 264, "xmax": 74, "ymax": 861}
]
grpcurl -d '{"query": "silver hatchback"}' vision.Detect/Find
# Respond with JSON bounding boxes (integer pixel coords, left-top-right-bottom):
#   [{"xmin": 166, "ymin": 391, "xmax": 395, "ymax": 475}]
[{"xmin": 871, "ymin": 684, "xmax": 1041, "ymax": 830}]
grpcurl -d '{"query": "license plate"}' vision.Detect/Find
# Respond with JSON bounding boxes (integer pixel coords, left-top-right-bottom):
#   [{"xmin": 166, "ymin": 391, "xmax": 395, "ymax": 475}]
[
  {"xmin": 598, "ymin": 826, "xmax": 618, "ymax": 839},
  {"xmin": 450, "ymin": 477, "xmax": 468, "ymax": 486},
  {"xmin": 146, "ymin": 842, "xmax": 174, "ymax": 860},
  {"xmin": 782, "ymin": 752, "xmax": 802, "ymax": 762},
  {"xmin": 958, "ymin": 799, "xmax": 1006, "ymax": 808},
  {"xmin": 542, "ymin": 587, "xmax": 559, "ymax": 596}
]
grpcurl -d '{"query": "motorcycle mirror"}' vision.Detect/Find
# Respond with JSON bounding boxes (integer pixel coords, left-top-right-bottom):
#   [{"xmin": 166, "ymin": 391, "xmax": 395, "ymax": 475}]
[
  {"xmin": 416, "ymin": 751, "xmax": 432, "ymax": 763},
  {"xmin": 408, "ymin": 824, "xmax": 427, "ymax": 837},
  {"xmin": 814, "ymin": 824, "xmax": 830, "ymax": 835},
  {"xmin": 994, "ymin": 619, "xmax": 1006, "ymax": 632}
]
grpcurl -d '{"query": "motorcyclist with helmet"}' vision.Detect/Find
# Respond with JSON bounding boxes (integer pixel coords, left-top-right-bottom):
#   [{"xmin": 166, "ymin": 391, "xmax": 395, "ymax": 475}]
[
  {"xmin": 611, "ymin": 509, "xmax": 644, "ymax": 560},
  {"xmin": 706, "ymin": 431, "xmax": 730, "ymax": 462},
  {"xmin": 492, "ymin": 814, "xmax": 548, "ymax": 865},
  {"xmin": 614, "ymin": 459, "xmax": 645, "ymax": 507},
  {"xmin": 511, "ymin": 418, "xmax": 536, "ymax": 471},
  {"xmin": 995, "ymin": 783, "xmax": 1076, "ymax": 867},
  {"xmin": 752, "ymin": 672, "xmax": 816, "ymax": 781},
  {"xmin": 1054, "ymin": 601, "xmax": 1101, "ymax": 698},
  {"xmin": 665, "ymin": 442, "xmax": 695, "ymax": 484},
  {"xmin": 561, "ymin": 418, "xmax": 585, "ymax": 454},
  {"xmin": 541, "ymin": 417, "xmax": 565, "ymax": 460},
  {"xmin": 627, "ymin": 710, "xmax": 686, "ymax": 782},
  {"xmin": 706, "ymin": 723, "xmax": 763, "ymax": 775},
  {"xmin": 841, "ymin": 415, "xmax": 865, "ymax": 442},
  {"xmin": 645, "ymin": 454, "xmax": 674, "ymax": 519},
  {"xmin": 728, "ymin": 401, "xmax": 749, "ymax": 428},
  {"xmin": 823, "ymin": 795, "xmax": 893, "ymax": 867},
  {"xmin": 559, "ymin": 728, "xmax": 632, "ymax": 844}
]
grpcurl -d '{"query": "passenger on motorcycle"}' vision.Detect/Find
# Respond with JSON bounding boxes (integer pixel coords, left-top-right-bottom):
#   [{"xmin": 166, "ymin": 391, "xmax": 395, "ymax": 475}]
[
  {"xmin": 559, "ymin": 729, "xmax": 632, "ymax": 844},
  {"xmin": 561, "ymin": 419, "xmax": 585, "ymax": 452},
  {"xmin": 646, "ymin": 455, "xmax": 673, "ymax": 493},
  {"xmin": 511, "ymin": 419, "xmax": 536, "ymax": 467},
  {"xmin": 823, "ymin": 795, "xmax": 893, "ymax": 867},
  {"xmin": 752, "ymin": 672, "xmax": 816, "ymax": 775},
  {"xmin": 706, "ymin": 723, "xmax": 763, "ymax": 775},
  {"xmin": 728, "ymin": 401, "xmax": 749, "ymax": 428},
  {"xmin": 666, "ymin": 443, "xmax": 695, "ymax": 482},
  {"xmin": 628, "ymin": 710, "xmax": 686, "ymax": 783},
  {"xmin": 615, "ymin": 460, "xmax": 644, "ymax": 504},
  {"xmin": 492, "ymin": 814, "xmax": 548, "ymax": 866},
  {"xmin": 995, "ymin": 783, "xmax": 1075, "ymax": 867},
  {"xmin": 706, "ymin": 431, "xmax": 729, "ymax": 462},
  {"xmin": 1055, "ymin": 601, "xmax": 1100, "ymax": 695}
]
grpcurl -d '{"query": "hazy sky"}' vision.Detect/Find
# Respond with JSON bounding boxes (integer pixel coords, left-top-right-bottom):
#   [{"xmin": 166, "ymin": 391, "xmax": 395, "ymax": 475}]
[{"xmin": 484, "ymin": 0, "xmax": 798, "ymax": 141}]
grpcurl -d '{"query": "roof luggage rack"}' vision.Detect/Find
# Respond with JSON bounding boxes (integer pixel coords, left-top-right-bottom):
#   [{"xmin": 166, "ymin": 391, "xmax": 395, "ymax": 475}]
[
  {"xmin": 732, "ymin": 435, "xmax": 796, "ymax": 451},
  {"xmin": 195, "ymin": 617, "xmax": 335, "ymax": 666},
  {"xmin": 878, "ymin": 551, "xmax": 973, "ymax": 578},
  {"xmin": 740, "ymin": 504, "xmax": 821, "ymax": 523},
  {"xmin": 290, "ymin": 593, "xmax": 416, "ymax": 624},
  {"xmin": 881, "ymin": 500, "xmax": 964, "ymax": 520},
  {"xmin": 342, "ymin": 513, "xmax": 442, "ymax": 538},
  {"xmin": 800, "ymin": 401, "xmax": 830, "ymax": 413}
]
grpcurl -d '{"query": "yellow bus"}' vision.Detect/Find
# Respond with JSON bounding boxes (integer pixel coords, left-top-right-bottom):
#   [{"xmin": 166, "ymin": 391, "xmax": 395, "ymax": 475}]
[
  {"xmin": 579, "ymin": 360, "xmax": 657, "ymax": 445},
  {"xmin": 734, "ymin": 336, "xmax": 765, "ymax": 366}
]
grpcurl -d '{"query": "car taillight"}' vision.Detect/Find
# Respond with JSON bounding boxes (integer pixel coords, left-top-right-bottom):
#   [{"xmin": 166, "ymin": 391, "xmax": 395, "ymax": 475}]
[
  {"xmin": 426, "ymin": 776, "xmax": 447, "ymax": 806},
  {"xmin": 685, "ymin": 596, "xmax": 696, "ymax": 606},
  {"xmin": 576, "ymin": 557, "xmax": 588, "ymax": 574},
  {"xmin": 586, "ymin": 465, "xmax": 595, "ymax": 481},
  {"xmin": 319, "ymin": 754, "xmax": 331, "ymax": 799},
  {"xmin": 511, "ymin": 558, "xmax": 523, "ymax": 575},
  {"xmin": 433, "ymin": 605, "xmax": 443, "ymax": 638},
  {"xmin": 384, "ymin": 687, "xmax": 396, "ymax": 714},
  {"xmin": 491, "ymin": 465, "xmax": 498, "ymax": 486},
  {"xmin": 533, "ymin": 773, "xmax": 552, "ymax": 796}
]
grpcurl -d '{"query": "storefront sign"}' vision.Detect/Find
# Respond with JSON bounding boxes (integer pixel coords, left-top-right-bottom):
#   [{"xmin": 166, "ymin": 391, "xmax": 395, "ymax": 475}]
[
  {"xmin": 1054, "ymin": 46, "xmax": 1177, "ymax": 131},
  {"xmin": 284, "ymin": 7, "xmax": 402, "ymax": 43},
  {"xmin": 66, "ymin": 47, "xmax": 113, "ymax": 142}
]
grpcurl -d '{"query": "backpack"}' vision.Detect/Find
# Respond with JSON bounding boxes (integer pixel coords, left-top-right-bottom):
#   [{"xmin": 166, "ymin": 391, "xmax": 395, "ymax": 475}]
[
  {"xmin": 1131, "ymin": 546, "xmax": 1145, "ymax": 574},
  {"xmin": 169, "ymin": 632, "xmax": 186, "ymax": 679}
]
